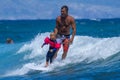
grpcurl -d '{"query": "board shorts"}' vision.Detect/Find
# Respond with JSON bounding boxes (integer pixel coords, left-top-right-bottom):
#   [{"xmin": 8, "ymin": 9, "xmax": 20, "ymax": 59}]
[{"xmin": 56, "ymin": 34, "xmax": 70, "ymax": 52}]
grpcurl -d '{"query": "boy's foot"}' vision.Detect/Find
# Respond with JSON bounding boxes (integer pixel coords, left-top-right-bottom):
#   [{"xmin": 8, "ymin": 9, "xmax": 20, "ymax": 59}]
[{"xmin": 45, "ymin": 64, "xmax": 48, "ymax": 67}]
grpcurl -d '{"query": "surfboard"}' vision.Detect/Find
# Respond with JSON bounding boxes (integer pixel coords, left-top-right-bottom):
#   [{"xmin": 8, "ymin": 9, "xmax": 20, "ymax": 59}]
[{"xmin": 26, "ymin": 65, "xmax": 49, "ymax": 71}]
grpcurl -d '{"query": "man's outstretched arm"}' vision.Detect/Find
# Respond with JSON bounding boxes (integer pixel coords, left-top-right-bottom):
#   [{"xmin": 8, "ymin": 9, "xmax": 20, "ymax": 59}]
[{"xmin": 70, "ymin": 17, "xmax": 76, "ymax": 44}]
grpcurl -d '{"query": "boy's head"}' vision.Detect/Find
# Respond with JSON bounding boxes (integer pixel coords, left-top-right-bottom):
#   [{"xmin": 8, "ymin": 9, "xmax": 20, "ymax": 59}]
[
  {"xmin": 6, "ymin": 38, "xmax": 13, "ymax": 44},
  {"xmin": 50, "ymin": 32, "xmax": 56, "ymax": 40}
]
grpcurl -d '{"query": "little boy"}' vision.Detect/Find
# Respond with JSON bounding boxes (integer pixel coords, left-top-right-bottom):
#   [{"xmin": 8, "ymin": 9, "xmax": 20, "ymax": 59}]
[{"xmin": 41, "ymin": 32, "xmax": 61, "ymax": 67}]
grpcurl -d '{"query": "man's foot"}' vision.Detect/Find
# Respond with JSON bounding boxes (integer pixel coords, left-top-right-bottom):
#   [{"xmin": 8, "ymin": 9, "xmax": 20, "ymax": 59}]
[{"xmin": 62, "ymin": 52, "xmax": 67, "ymax": 60}]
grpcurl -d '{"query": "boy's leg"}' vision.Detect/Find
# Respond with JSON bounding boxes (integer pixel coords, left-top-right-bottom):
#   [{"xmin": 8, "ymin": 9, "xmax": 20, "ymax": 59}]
[
  {"xmin": 45, "ymin": 61, "xmax": 48, "ymax": 67},
  {"xmin": 45, "ymin": 52, "xmax": 50, "ymax": 67},
  {"xmin": 50, "ymin": 57, "xmax": 53, "ymax": 63},
  {"xmin": 50, "ymin": 50, "xmax": 56, "ymax": 63},
  {"xmin": 53, "ymin": 49, "xmax": 59, "ymax": 59}
]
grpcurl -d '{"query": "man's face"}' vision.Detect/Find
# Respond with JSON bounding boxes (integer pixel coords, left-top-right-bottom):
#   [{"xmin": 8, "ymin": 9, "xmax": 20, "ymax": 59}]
[{"xmin": 61, "ymin": 8, "xmax": 67, "ymax": 18}]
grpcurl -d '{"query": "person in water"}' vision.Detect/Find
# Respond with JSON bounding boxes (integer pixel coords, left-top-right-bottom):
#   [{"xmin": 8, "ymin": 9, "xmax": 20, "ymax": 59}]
[
  {"xmin": 41, "ymin": 32, "xmax": 61, "ymax": 67},
  {"xmin": 54, "ymin": 5, "xmax": 76, "ymax": 60},
  {"xmin": 6, "ymin": 38, "xmax": 14, "ymax": 44}
]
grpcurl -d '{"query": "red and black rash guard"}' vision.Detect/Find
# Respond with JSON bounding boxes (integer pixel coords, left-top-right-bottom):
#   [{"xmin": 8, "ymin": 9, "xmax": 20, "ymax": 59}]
[{"xmin": 42, "ymin": 37, "xmax": 61, "ymax": 49}]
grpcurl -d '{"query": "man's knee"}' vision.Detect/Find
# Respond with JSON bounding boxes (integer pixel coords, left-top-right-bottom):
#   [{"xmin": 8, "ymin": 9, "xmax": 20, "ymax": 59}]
[{"xmin": 63, "ymin": 39, "xmax": 69, "ymax": 44}]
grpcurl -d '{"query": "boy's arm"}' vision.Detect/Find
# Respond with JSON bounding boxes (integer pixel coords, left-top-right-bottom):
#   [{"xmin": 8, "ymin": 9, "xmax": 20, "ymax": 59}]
[
  {"xmin": 41, "ymin": 43, "xmax": 47, "ymax": 48},
  {"xmin": 41, "ymin": 37, "xmax": 50, "ymax": 48},
  {"xmin": 55, "ymin": 43, "xmax": 61, "ymax": 49}
]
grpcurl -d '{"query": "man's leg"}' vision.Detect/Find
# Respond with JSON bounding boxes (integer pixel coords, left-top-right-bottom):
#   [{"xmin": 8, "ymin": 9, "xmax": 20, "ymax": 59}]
[{"xmin": 62, "ymin": 39, "xmax": 69, "ymax": 60}]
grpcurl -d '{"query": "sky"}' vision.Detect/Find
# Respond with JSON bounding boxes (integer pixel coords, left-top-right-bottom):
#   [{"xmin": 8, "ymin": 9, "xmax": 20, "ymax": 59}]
[{"xmin": 0, "ymin": 0, "xmax": 120, "ymax": 20}]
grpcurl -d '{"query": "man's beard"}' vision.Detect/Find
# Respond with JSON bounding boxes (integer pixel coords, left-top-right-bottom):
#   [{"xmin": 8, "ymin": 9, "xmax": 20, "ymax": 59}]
[{"xmin": 61, "ymin": 14, "xmax": 67, "ymax": 18}]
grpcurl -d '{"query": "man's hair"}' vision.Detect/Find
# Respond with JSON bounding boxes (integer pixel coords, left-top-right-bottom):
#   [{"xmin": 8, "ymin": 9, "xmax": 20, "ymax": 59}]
[{"xmin": 61, "ymin": 5, "xmax": 69, "ymax": 12}]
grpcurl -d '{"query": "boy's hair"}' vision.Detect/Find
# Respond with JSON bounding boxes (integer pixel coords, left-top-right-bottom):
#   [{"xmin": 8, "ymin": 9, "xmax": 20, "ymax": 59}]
[{"xmin": 50, "ymin": 32, "xmax": 55, "ymax": 36}]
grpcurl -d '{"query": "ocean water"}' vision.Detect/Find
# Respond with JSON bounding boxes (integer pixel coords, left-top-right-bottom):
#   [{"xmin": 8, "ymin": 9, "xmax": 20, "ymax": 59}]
[{"xmin": 0, "ymin": 19, "xmax": 120, "ymax": 80}]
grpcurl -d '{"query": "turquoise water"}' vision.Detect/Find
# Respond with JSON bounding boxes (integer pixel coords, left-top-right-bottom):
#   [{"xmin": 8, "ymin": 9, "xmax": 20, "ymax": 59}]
[{"xmin": 0, "ymin": 19, "xmax": 120, "ymax": 80}]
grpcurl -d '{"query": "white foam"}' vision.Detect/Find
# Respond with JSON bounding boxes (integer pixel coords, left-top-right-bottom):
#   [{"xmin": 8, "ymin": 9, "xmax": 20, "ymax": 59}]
[
  {"xmin": 67, "ymin": 36, "xmax": 120, "ymax": 62},
  {"xmin": 3, "ymin": 33, "xmax": 120, "ymax": 77},
  {"xmin": 17, "ymin": 32, "xmax": 50, "ymax": 59},
  {"xmin": 18, "ymin": 32, "xmax": 120, "ymax": 64}
]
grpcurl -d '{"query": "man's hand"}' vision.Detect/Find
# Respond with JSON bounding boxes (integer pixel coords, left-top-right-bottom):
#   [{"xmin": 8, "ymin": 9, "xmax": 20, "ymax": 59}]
[
  {"xmin": 70, "ymin": 17, "xmax": 76, "ymax": 45},
  {"xmin": 69, "ymin": 38, "xmax": 73, "ymax": 44}
]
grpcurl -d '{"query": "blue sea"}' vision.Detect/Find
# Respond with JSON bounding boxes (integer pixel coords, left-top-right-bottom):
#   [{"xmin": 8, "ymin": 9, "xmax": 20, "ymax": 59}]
[{"xmin": 0, "ymin": 19, "xmax": 120, "ymax": 80}]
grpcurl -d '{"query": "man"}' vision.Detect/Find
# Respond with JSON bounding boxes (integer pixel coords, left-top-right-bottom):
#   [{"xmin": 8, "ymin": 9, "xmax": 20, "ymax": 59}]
[{"xmin": 54, "ymin": 5, "xmax": 76, "ymax": 60}]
